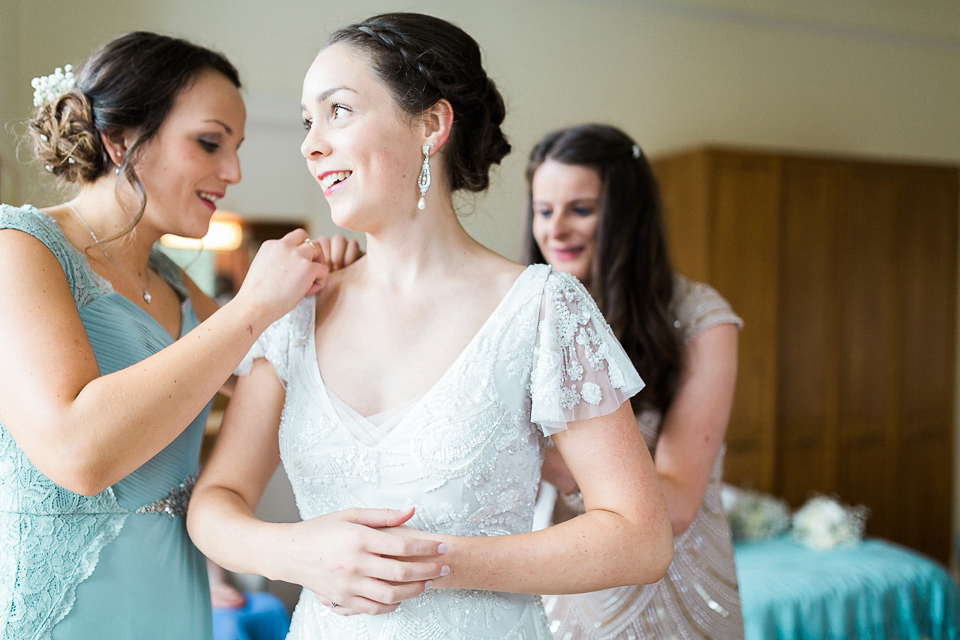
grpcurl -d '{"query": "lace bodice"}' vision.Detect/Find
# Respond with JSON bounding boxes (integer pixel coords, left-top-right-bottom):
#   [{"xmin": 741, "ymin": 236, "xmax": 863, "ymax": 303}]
[
  {"xmin": 0, "ymin": 204, "xmax": 212, "ymax": 640},
  {"xmin": 244, "ymin": 264, "xmax": 643, "ymax": 640}
]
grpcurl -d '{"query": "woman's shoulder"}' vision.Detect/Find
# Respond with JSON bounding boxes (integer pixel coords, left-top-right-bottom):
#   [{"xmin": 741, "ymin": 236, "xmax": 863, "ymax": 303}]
[
  {"xmin": 671, "ymin": 273, "xmax": 743, "ymax": 343},
  {"xmin": 0, "ymin": 203, "xmax": 69, "ymax": 242},
  {"xmin": 0, "ymin": 203, "xmax": 110, "ymax": 305},
  {"xmin": 0, "ymin": 203, "xmax": 81, "ymax": 269}
]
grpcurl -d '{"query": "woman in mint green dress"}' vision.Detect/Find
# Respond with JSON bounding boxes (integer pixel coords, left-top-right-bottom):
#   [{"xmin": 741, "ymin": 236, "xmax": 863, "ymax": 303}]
[{"xmin": 0, "ymin": 32, "xmax": 444, "ymax": 640}]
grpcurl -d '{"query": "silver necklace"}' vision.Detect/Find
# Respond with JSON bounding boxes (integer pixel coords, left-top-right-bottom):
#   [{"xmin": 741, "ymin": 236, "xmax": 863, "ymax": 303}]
[{"xmin": 66, "ymin": 201, "xmax": 152, "ymax": 303}]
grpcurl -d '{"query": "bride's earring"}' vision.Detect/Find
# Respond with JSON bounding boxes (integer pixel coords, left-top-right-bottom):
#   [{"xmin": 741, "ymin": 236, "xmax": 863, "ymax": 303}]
[{"xmin": 417, "ymin": 143, "xmax": 433, "ymax": 210}]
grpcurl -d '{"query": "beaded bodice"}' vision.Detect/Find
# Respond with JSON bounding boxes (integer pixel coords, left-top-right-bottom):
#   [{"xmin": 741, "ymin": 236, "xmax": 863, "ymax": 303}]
[{"xmin": 245, "ymin": 264, "xmax": 643, "ymax": 640}]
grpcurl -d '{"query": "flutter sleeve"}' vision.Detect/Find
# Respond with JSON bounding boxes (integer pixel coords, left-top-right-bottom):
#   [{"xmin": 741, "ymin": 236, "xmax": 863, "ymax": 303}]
[
  {"xmin": 234, "ymin": 297, "xmax": 314, "ymax": 387},
  {"xmin": 672, "ymin": 274, "xmax": 743, "ymax": 344},
  {"xmin": 530, "ymin": 270, "xmax": 644, "ymax": 436}
]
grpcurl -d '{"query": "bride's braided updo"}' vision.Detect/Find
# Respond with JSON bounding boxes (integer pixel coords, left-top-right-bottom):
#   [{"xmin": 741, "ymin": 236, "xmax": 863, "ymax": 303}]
[{"xmin": 326, "ymin": 13, "xmax": 511, "ymax": 193}]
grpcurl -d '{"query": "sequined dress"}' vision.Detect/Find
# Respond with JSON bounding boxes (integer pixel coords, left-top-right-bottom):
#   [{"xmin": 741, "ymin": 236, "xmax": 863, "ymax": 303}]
[
  {"xmin": 543, "ymin": 275, "xmax": 745, "ymax": 640},
  {"xmin": 0, "ymin": 205, "xmax": 213, "ymax": 640},
  {"xmin": 241, "ymin": 264, "xmax": 644, "ymax": 640}
]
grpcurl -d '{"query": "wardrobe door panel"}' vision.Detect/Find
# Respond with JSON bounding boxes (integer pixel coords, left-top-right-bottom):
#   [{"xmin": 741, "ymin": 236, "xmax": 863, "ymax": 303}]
[
  {"xmin": 655, "ymin": 152, "xmax": 710, "ymax": 282},
  {"xmin": 898, "ymin": 168, "xmax": 958, "ymax": 422},
  {"xmin": 708, "ymin": 152, "xmax": 781, "ymax": 492},
  {"xmin": 895, "ymin": 167, "xmax": 958, "ymax": 561},
  {"xmin": 653, "ymin": 147, "xmax": 957, "ymax": 560},
  {"xmin": 776, "ymin": 159, "xmax": 844, "ymax": 505},
  {"xmin": 835, "ymin": 167, "xmax": 900, "ymax": 538},
  {"xmin": 897, "ymin": 433, "xmax": 953, "ymax": 560}
]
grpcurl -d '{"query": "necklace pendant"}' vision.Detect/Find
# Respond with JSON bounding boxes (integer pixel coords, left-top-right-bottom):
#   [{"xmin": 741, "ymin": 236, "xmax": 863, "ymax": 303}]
[{"xmin": 143, "ymin": 290, "xmax": 152, "ymax": 304}]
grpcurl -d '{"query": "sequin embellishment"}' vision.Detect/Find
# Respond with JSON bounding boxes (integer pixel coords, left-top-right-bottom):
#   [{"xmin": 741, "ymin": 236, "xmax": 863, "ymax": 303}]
[{"xmin": 136, "ymin": 474, "xmax": 196, "ymax": 518}]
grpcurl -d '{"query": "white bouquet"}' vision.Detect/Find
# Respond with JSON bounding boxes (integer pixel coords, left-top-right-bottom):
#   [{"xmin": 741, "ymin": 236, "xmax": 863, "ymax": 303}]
[
  {"xmin": 792, "ymin": 495, "xmax": 869, "ymax": 550},
  {"xmin": 722, "ymin": 485, "xmax": 791, "ymax": 541}
]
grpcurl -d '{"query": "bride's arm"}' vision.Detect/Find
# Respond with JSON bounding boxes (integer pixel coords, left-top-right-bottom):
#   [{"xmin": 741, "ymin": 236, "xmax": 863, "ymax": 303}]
[
  {"xmin": 186, "ymin": 359, "xmax": 450, "ymax": 615},
  {"xmin": 402, "ymin": 400, "xmax": 672, "ymax": 595}
]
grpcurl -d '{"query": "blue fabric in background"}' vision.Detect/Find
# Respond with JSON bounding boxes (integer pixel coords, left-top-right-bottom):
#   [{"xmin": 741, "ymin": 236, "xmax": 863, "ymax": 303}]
[
  {"xmin": 213, "ymin": 592, "xmax": 290, "ymax": 640},
  {"xmin": 735, "ymin": 536, "xmax": 960, "ymax": 640}
]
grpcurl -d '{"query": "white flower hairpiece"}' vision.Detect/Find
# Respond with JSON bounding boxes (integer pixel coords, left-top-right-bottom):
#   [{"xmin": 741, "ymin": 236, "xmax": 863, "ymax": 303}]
[{"xmin": 31, "ymin": 64, "xmax": 76, "ymax": 108}]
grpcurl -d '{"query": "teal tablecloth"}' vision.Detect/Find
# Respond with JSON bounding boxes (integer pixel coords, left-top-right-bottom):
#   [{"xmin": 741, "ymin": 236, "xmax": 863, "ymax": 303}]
[{"xmin": 735, "ymin": 537, "xmax": 960, "ymax": 640}]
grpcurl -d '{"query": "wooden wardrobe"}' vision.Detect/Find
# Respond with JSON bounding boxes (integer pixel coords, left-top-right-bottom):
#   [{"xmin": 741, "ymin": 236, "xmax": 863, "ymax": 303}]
[{"xmin": 651, "ymin": 147, "xmax": 959, "ymax": 563}]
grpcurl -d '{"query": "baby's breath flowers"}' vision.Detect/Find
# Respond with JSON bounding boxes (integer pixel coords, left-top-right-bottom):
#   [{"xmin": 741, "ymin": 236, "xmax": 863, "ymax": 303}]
[{"xmin": 32, "ymin": 64, "xmax": 75, "ymax": 107}]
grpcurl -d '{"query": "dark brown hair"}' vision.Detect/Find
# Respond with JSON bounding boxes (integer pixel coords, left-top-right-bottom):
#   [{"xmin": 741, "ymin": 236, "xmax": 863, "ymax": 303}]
[
  {"xmin": 27, "ymin": 31, "xmax": 240, "ymax": 241},
  {"xmin": 326, "ymin": 13, "xmax": 511, "ymax": 193},
  {"xmin": 523, "ymin": 124, "xmax": 682, "ymax": 416}
]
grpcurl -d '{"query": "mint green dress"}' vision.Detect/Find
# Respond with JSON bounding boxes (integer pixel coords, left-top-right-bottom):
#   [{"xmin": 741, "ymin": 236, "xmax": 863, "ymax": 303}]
[{"xmin": 0, "ymin": 205, "xmax": 213, "ymax": 640}]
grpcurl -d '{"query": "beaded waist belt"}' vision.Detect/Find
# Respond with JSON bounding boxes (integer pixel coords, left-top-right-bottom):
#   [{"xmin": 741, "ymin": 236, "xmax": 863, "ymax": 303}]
[{"xmin": 135, "ymin": 474, "xmax": 196, "ymax": 518}]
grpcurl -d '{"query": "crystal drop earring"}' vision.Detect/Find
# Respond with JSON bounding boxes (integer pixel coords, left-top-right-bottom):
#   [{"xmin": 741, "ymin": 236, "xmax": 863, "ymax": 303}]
[{"xmin": 417, "ymin": 143, "xmax": 433, "ymax": 210}]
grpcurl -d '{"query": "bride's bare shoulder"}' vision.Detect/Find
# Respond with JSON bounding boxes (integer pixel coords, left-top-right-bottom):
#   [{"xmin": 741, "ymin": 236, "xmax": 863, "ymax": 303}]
[{"xmin": 313, "ymin": 257, "xmax": 364, "ymax": 312}]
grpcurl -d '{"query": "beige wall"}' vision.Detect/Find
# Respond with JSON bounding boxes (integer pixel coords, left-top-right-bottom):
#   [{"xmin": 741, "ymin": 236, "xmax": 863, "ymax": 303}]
[
  {"xmin": 6, "ymin": 0, "xmax": 960, "ymax": 249},
  {"xmin": 0, "ymin": 0, "xmax": 20, "ymax": 201},
  {"xmin": 3, "ymin": 0, "xmax": 960, "ymax": 548}
]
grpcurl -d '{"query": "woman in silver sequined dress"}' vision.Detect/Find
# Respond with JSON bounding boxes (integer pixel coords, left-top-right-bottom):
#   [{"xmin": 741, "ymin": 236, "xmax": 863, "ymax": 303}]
[{"xmin": 525, "ymin": 124, "xmax": 746, "ymax": 639}]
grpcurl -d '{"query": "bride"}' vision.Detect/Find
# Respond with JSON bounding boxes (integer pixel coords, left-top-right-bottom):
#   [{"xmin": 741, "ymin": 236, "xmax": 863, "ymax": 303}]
[{"xmin": 187, "ymin": 12, "xmax": 672, "ymax": 639}]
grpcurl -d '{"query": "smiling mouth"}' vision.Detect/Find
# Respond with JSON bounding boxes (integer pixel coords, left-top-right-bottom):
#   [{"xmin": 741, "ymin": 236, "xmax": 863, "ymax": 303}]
[
  {"xmin": 552, "ymin": 247, "xmax": 584, "ymax": 259},
  {"xmin": 198, "ymin": 191, "xmax": 221, "ymax": 208},
  {"xmin": 320, "ymin": 171, "xmax": 352, "ymax": 190}
]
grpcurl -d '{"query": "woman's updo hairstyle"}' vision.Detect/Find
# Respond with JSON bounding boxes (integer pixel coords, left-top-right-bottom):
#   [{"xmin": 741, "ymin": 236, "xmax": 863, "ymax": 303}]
[
  {"xmin": 28, "ymin": 31, "xmax": 240, "ymax": 210},
  {"xmin": 326, "ymin": 13, "xmax": 511, "ymax": 193}
]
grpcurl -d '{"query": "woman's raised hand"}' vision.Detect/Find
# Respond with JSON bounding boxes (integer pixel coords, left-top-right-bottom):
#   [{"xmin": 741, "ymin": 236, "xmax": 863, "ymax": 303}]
[
  {"xmin": 276, "ymin": 508, "xmax": 448, "ymax": 616},
  {"xmin": 230, "ymin": 229, "xmax": 329, "ymax": 325}
]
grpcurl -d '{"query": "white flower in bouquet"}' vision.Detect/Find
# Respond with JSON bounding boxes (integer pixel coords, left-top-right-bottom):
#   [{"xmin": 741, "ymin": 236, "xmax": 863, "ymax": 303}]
[
  {"xmin": 792, "ymin": 495, "xmax": 869, "ymax": 550},
  {"xmin": 722, "ymin": 485, "xmax": 791, "ymax": 541}
]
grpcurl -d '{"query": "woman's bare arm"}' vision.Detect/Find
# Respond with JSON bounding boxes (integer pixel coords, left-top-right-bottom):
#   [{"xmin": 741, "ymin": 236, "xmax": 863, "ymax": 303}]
[{"xmin": 0, "ymin": 228, "xmax": 325, "ymax": 495}]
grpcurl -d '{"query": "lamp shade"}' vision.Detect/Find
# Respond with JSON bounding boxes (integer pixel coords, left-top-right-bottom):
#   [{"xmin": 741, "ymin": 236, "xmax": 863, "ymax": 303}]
[{"xmin": 160, "ymin": 214, "xmax": 243, "ymax": 251}]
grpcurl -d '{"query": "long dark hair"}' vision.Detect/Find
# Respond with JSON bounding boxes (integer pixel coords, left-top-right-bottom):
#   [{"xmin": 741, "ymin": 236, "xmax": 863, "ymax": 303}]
[
  {"xmin": 326, "ymin": 13, "xmax": 511, "ymax": 193},
  {"xmin": 523, "ymin": 124, "xmax": 682, "ymax": 416}
]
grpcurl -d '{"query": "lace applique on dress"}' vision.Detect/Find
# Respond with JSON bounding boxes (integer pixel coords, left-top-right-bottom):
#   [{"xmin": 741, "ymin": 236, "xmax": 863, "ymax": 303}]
[
  {"xmin": 0, "ymin": 204, "xmax": 205, "ymax": 639},
  {"xmin": 268, "ymin": 265, "xmax": 640, "ymax": 640},
  {"xmin": 0, "ymin": 426, "xmax": 127, "ymax": 640},
  {"xmin": 235, "ymin": 298, "xmax": 313, "ymax": 380},
  {"xmin": 530, "ymin": 271, "xmax": 643, "ymax": 434},
  {"xmin": 0, "ymin": 205, "xmax": 132, "ymax": 639},
  {"xmin": 0, "ymin": 204, "xmax": 112, "ymax": 309}
]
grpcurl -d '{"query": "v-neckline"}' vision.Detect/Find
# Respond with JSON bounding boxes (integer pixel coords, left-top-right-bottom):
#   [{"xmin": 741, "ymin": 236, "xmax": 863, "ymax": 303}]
[
  {"xmin": 35, "ymin": 206, "xmax": 191, "ymax": 342},
  {"xmin": 308, "ymin": 264, "xmax": 541, "ymax": 428},
  {"xmin": 103, "ymin": 292, "xmax": 192, "ymax": 342}
]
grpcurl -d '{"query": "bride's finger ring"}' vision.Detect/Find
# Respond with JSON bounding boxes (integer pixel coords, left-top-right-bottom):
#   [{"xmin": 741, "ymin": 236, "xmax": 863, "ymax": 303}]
[
  {"xmin": 329, "ymin": 601, "xmax": 341, "ymax": 608},
  {"xmin": 303, "ymin": 237, "xmax": 313, "ymax": 245}
]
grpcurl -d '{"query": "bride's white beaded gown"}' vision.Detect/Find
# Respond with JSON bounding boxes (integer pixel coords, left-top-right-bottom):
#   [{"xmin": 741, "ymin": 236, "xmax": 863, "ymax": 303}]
[{"xmin": 239, "ymin": 264, "xmax": 643, "ymax": 640}]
